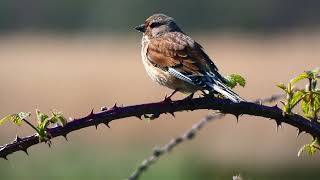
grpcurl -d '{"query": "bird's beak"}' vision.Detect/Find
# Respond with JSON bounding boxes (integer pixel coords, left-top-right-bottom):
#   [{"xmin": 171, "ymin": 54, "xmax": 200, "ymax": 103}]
[{"xmin": 135, "ymin": 24, "xmax": 146, "ymax": 33}]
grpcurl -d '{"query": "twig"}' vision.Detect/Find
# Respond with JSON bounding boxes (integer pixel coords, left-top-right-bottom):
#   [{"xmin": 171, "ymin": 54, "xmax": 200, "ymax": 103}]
[
  {"xmin": 127, "ymin": 94, "xmax": 283, "ymax": 180},
  {"xmin": 1, "ymin": 94, "xmax": 319, "ymax": 160}
]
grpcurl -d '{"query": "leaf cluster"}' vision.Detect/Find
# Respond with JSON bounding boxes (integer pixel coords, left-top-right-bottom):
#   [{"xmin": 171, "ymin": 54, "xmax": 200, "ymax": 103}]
[
  {"xmin": 277, "ymin": 68, "xmax": 320, "ymax": 156},
  {"xmin": 0, "ymin": 109, "xmax": 67, "ymax": 141},
  {"xmin": 225, "ymin": 74, "xmax": 246, "ymax": 89}
]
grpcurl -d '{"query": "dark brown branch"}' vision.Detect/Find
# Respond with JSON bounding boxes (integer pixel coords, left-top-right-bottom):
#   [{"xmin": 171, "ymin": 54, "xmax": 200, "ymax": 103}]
[
  {"xmin": 127, "ymin": 94, "xmax": 282, "ymax": 180},
  {"xmin": 1, "ymin": 94, "xmax": 319, "ymax": 160}
]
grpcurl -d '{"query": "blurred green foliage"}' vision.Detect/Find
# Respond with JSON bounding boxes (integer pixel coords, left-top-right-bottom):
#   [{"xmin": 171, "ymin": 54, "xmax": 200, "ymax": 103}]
[
  {"xmin": 0, "ymin": 145, "xmax": 320, "ymax": 180},
  {"xmin": 0, "ymin": 0, "xmax": 319, "ymax": 33}
]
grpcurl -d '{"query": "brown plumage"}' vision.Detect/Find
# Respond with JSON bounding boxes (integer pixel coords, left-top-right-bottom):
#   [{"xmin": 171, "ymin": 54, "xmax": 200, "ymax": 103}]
[{"xmin": 135, "ymin": 13, "xmax": 244, "ymax": 102}]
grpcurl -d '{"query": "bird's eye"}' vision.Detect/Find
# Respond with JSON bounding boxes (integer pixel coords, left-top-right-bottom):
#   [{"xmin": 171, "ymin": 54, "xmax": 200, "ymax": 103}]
[{"xmin": 149, "ymin": 22, "xmax": 161, "ymax": 28}]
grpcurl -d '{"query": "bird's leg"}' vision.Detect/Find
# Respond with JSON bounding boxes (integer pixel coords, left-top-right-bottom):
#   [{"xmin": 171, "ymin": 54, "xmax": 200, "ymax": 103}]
[{"xmin": 164, "ymin": 89, "xmax": 179, "ymax": 102}]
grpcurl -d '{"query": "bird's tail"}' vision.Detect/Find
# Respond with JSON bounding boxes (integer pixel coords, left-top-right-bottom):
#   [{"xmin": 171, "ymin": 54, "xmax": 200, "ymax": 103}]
[{"xmin": 209, "ymin": 80, "xmax": 245, "ymax": 103}]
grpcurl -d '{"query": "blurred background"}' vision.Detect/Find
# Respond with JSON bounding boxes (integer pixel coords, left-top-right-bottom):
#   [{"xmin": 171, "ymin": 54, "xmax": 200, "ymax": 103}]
[{"xmin": 0, "ymin": 0, "xmax": 319, "ymax": 179}]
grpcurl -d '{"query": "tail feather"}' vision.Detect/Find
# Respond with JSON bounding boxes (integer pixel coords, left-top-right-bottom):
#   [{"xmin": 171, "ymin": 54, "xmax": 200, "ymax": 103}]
[{"xmin": 210, "ymin": 80, "xmax": 245, "ymax": 103}]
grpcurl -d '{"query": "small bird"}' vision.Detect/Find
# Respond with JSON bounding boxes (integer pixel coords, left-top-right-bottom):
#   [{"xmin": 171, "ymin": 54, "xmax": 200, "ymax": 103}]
[{"xmin": 135, "ymin": 14, "xmax": 244, "ymax": 102}]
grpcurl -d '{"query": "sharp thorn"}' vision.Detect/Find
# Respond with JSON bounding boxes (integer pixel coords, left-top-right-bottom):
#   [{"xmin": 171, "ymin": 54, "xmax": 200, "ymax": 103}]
[
  {"xmin": 275, "ymin": 120, "xmax": 282, "ymax": 133},
  {"xmin": 1, "ymin": 156, "xmax": 8, "ymax": 160},
  {"xmin": 104, "ymin": 122, "xmax": 110, "ymax": 128},
  {"xmin": 112, "ymin": 103, "xmax": 118, "ymax": 109},
  {"xmin": 22, "ymin": 149, "xmax": 29, "ymax": 155},
  {"xmin": 95, "ymin": 124, "xmax": 98, "ymax": 129},
  {"xmin": 296, "ymin": 129, "xmax": 304, "ymax": 138},
  {"xmin": 135, "ymin": 115, "xmax": 142, "ymax": 120},
  {"xmin": 62, "ymin": 134, "xmax": 68, "ymax": 141},
  {"xmin": 234, "ymin": 114, "xmax": 239, "ymax": 123},
  {"xmin": 14, "ymin": 135, "xmax": 22, "ymax": 143}
]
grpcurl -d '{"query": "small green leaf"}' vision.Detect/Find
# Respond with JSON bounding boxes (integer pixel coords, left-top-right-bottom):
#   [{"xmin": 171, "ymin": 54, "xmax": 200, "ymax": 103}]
[
  {"xmin": 0, "ymin": 115, "xmax": 13, "ymax": 125},
  {"xmin": 307, "ymin": 68, "xmax": 320, "ymax": 79},
  {"xmin": 277, "ymin": 83, "xmax": 287, "ymax": 92},
  {"xmin": 291, "ymin": 72, "xmax": 309, "ymax": 85},
  {"xmin": 307, "ymin": 145, "xmax": 317, "ymax": 155},
  {"xmin": 17, "ymin": 112, "xmax": 31, "ymax": 120},
  {"xmin": 298, "ymin": 144, "xmax": 318, "ymax": 157},
  {"xmin": 36, "ymin": 109, "xmax": 49, "ymax": 124},
  {"xmin": 11, "ymin": 115, "xmax": 23, "ymax": 126},
  {"xmin": 225, "ymin": 74, "xmax": 246, "ymax": 89},
  {"xmin": 50, "ymin": 109, "xmax": 67, "ymax": 126},
  {"xmin": 1, "ymin": 112, "xmax": 31, "ymax": 126},
  {"xmin": 290, "ymin": 90, "xmax": 305, "ymax": 107}
]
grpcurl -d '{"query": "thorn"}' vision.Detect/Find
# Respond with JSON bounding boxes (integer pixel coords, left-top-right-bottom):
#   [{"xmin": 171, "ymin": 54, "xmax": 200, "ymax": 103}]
[
  {"xmin": 95, "ymin": 124, "xmax": 98, "ymax": 129},
  {"xmin": 296, "ymin": 129, "xmax": 304, "ymax": 138},
  {"xmin": 163, "ymin": 95, "xmax": 173, "ymax": 103},
  {"xmin": 169, "ymin": 111, "xmax": 175, "ymax": 117},
  {"xmin": 112, "ymin": 103, "xmax": 118, "ymax": 110},
  {"xmin": 46, "ymin": 139, "xmax": 52, "ymax": 148},
  {"xmin": 1, "ymin": 156, "xmax": 8, "ymax": 160},
  {"xmin": 150, "ymin": 113, "xmax": 160, "ymax": 120},
  {"xmin": 22, "ymin": 148, "xmax": 29, "ymax": 155},
  {"xmin": 234, "ymin": 114, "xmax": 240, "ymax": 123},
  {"xmin": 153, "ymin": 147, "xmax": 162, "ymax": 157},
  {"xmin": 135, "ymin": 115, "xmax": 142, "ymax": 120},
  {"xmin": 62, "ymin": 134, "xmax": 68, "ymax": 141},
  {"xmin": 104, "ymin": 122, "xmax": 110, "ymax": 128},
  {"xmin": 14, "ymin": 135, "xmax": 22, "ymax": 143},
  {"xmin": 275, "ymin": 120, "xmax": 282, "ymax": 132}
]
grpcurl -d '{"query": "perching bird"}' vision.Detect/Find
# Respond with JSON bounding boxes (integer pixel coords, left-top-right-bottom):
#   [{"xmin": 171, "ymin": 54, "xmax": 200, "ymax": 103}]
[{"xmin": 135, "ymin": 14, "xmax": 244, "ymax": 103}]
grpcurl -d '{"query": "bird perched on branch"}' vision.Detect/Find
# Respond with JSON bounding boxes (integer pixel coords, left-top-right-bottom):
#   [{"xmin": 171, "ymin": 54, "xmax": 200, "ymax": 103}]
[{"xmin": 135, "ymin": 13, "xmax": 244, "ymax": 103}]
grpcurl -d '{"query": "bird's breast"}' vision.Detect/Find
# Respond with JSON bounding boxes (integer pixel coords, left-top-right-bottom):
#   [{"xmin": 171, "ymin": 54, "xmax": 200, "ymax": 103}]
[{"xmin": 140, "ymin": 35, "xmax": 197, "ymax": 93}]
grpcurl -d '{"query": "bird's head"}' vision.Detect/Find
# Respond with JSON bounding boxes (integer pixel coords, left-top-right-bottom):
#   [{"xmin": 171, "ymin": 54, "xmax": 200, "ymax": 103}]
[{"xmin": 135, "ymin": 14, "xmax": 182, "ymax": 38}]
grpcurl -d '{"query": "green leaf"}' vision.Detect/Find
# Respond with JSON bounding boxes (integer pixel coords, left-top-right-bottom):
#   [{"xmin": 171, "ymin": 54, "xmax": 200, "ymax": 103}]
[
  {"xmin": 50, "ymin": 109, "xmax": 67, "ymax": 126},
  {"xmin": 301, "ymin": 99, "xmax": 313, "ymax": 119},
  {"xmin": 225, "ymin": 74, "xmax": 246, "ymax": 89},
  {"xmin": 298, "ymin": 143, "xmax": 318, "ymax": 157},
  {"xmin": 17, "ymin": 112, "xmax": 31, "ymax": 120},
  {"xmin": 289, "ymin": 90, "xmax": 305, "ymax": 107},
  {"xmin": 291, "ymin": 72, "xmax": 309, "ymax": 85},
  {"xmin": 11, "ymin": 112, "xmax": 31, "ymax": 126},
  {"xmin": 36, "ymin": 109, "xmax": 49, "ymax": 124},
  {"xmin": 314, "ymin": 94, "xmax": 320, "ymax": 110},
  {"xmin": 307, "ymin": 68, "xmax": 320, "ymax": 79},
  {"xmin": 277, "ymin": 83, "xmax": 287, "ymax": 92},
  {"xmin": 0, "ymin": 112, "xmax": 31, "ymax": 126},
  {"xmin": 0, "ymin": 115, "xmax": 13, "ymax": 125},
  {"xmin": 307, "ymin": 145, "xmax": 317, "ymax": 155}
]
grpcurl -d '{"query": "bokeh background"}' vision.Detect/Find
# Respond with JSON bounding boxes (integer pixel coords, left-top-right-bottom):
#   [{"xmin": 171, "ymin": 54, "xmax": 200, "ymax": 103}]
[{"xmin": 0, "ymin": 1, "xmax": 319, "ymax": 179}]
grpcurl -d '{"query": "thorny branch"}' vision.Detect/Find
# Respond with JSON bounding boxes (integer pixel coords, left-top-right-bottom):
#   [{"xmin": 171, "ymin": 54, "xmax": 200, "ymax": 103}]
[
  {"xmin": 1, "ymin": 94, "xmax": 320, "ymax": 160},
  {"xmin": 127, "ymin": 95, "xmax": 282, "ymax": 180}
]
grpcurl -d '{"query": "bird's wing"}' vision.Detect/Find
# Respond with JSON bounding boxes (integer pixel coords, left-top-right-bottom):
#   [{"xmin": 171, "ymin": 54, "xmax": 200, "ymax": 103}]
[
  {"xmin": 147, "ymin": 32, "xmax": 225, "ymax": 84},
  {"xmin": 147, "ymin": 32, "xmax": 244, "ymax": 102}
]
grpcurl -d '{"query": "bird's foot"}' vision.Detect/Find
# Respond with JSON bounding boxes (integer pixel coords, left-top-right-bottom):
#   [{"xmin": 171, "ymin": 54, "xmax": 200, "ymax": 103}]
[{"xmin": 163, "ymin": 89, "xmax": 179, "ymax": 103}]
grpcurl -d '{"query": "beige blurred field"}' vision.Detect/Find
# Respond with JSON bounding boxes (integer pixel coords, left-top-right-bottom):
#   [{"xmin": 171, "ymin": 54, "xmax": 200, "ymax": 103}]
[{"xmin": 0, "ymin": 32, "xmax": 319, "ymax": 168}]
